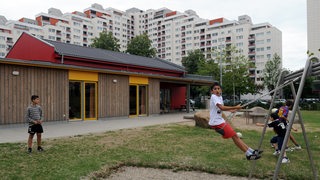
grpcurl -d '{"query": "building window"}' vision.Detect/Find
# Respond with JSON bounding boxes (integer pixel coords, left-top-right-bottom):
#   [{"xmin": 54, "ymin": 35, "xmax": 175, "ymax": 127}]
[
  {"xmin": 267, "ymin": 54, "xmax": 271, "ymax": 59},
  {"xmin": 256, "ymin": 32, "xmax": 264, "ymax": 37},
  {"xmin": 236, "ymin": 28, "xmax": 243, "ymax": 33}
]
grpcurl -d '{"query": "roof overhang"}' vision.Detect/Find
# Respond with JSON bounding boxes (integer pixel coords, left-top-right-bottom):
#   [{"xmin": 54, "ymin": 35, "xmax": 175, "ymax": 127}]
[{"xmin": 0, "ymin": 58, "xmax": 215, "ymax": 86}]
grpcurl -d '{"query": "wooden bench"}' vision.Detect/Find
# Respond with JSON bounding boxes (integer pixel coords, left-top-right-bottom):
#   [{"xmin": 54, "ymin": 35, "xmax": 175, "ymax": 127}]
[{"xmin": 239, "ymin": 109, "xmax": 253, "ymax": 124}]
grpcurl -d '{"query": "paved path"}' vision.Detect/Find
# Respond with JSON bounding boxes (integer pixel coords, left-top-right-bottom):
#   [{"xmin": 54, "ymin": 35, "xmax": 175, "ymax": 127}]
[{"xmin": 0, "ymin": 112, "xmax": 194, "ymax": 143}]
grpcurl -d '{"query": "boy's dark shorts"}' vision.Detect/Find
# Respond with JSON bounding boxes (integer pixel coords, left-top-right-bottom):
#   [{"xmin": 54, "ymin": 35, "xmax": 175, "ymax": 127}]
[
  {"xmin": 270, "ymin": 135, "xmax": 285, "ymax": 150},
  {"xmin": 28, "ymin": 124, "xmax": 43, "ymax": 134},
  {"xmin": 270, "ymin": 136, "xmax": 278, "ymax": 144}
]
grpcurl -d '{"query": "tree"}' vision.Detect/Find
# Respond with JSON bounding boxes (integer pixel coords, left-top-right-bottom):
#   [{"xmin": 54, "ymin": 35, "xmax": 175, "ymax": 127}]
[
  {"xmin": 181, "ymin": 50, "xmax": 207, "ymax": 98},
  {"xmin": 221, "ymin": 45, "xmax": 257, "ymax": 101},
  {"xmin": 196, "ymin": 57, "xmax": 220, "ymax": 97},
  {"xmin": 90, "ymin": 31, "xmax": 120, "ymax": 52},
  {"xmin": 198, "ymin": 58, "xmax": 220, "ymax": 79},
  {"xmin": 126, "ymin": 33, "xmax": 156, "ymax": 57},
  {"xmin": 182, "ymin": 49, "xmax": 206, "ymax": 74},
  {"xmin": 263, "ymin": 53, "xmax": 282, "ymax": 92}
]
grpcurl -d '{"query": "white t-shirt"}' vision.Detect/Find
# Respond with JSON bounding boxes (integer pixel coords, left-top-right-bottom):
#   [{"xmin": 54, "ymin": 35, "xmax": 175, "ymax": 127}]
[{"xmin": 209, "ymin": 94, "xmax": 225, "ymax": 126}]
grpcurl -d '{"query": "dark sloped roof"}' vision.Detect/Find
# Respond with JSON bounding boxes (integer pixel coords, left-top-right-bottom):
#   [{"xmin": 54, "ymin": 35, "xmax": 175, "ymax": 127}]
[{"xmin": 45, "ymin": 40, "xmax": 185, "ymax": 72}]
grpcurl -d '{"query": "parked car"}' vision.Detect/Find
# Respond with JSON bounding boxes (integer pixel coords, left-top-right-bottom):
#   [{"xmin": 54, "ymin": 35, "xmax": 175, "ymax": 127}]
[{"xmin": 274, "ymin": 99, "xmax": 286, "ymax": 104}]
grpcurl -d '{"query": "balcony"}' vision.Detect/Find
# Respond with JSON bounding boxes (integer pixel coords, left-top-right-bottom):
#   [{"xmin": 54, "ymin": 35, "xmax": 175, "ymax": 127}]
[
  {"xmin": 248, "ymin": 51, "xmax": 256, "ymax": 55},
  {"xmin": 249, "ymin": 57, "xmax": 256, "ymax": 61},
  {"xmin": 248, "ymin": 43, "xmax": 255, "ymax": 48},
  {"xmin": 6, "ymin": 40, "xmax": 13, "ymax": 45},
  {"xmin": 225, "ymin": 40, "xmax": 232, "ymax": 44},
  {"xmin": 248, "ymin": 36, "xmax": 255, "ymax": 41}
]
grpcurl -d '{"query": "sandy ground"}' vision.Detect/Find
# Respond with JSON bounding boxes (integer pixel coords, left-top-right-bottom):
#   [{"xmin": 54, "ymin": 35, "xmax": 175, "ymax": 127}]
[
  {"xmin": 105, "ymin": 166, "xmax": 257, "ymax": 180},
  {"xmin": 99, "ymin": 115, "xmax": 263, "ymax": 180}
]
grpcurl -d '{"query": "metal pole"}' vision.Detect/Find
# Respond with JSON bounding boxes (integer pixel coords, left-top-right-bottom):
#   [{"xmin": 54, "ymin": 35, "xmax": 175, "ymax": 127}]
[
  {"xmin": 248, "ymin": 69, "xmax": 285, "ymax": 179},
  {"xmin": 220, "ymin": 46, "xmax": 223, "ymax": 86},
  {"xmin": 186, "ymin": 84, "xmax": 190, "ymax": 113},
  {"xmin": 241, "ymin": 76, "xmax": 300, "ymax": 108},
  {"xmin": 290, "ymin": 82, "xmax": 318, "ymax": 179}
]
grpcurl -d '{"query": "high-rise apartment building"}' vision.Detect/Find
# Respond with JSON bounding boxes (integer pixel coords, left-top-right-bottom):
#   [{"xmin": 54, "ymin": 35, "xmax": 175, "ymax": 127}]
[
  {"xmin": 0, "ymin": 3, "xmax": 282, "ymax": 85},
  {"xmin": 307, "ymin": 0, "xmax": 320, "ymax": 58},
  {"xmin": 307, "ymin": 0, "xmax": 320, "ymax": 94}
]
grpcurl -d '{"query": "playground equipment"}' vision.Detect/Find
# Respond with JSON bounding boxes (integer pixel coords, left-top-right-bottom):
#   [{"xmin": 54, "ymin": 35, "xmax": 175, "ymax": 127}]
[{"xmin": 244, "ymin": 56, "xmax": 319, "ymax": 179}]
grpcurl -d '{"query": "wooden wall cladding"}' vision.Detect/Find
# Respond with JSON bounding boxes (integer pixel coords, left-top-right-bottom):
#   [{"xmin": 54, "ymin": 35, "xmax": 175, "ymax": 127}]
[
  {"xmin": 0, "ymin": 64, "xmax": 68, "ymax": 125},
  {"xmin": 99, "ymin": 74, "xmax": 129, "ymax": 117},
  {"xmin": 148, "ymin": 78, "xmax": 160, "ymax": 114}
]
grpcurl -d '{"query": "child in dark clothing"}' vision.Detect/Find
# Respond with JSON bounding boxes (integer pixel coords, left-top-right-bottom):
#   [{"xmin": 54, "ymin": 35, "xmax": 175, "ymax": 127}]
[
  {"xmin": 277, "ymin": 100, "xmax": 301, "ymax": 150},
  {"xmin": 256, "ymin": 113, "xmax": 290, "ymax": 163}
]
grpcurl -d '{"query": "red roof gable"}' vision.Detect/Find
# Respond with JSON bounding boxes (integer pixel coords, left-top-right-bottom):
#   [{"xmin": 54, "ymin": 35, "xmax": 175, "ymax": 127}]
[{"xmin": 6, "ymin": 33, "xmax": 56, "ymax": 62}]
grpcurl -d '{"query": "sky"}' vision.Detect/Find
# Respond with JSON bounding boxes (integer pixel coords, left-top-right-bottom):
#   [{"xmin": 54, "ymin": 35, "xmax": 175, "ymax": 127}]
[{"xmin": 0, "ymin": 0, "xmax": 308, "ymax": 71}]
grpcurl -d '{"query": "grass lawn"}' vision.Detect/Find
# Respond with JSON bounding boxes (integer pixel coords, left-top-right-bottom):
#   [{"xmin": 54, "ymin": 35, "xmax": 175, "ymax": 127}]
[{"xmin": 0, "ymin": 111, "xmax": 319, "ymax": 180}]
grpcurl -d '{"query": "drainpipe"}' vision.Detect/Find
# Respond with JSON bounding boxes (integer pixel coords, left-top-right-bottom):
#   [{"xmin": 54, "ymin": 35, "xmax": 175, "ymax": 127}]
[{"xmin": 61, "ymin": 54, "xmax": 64, "ymax": 64}]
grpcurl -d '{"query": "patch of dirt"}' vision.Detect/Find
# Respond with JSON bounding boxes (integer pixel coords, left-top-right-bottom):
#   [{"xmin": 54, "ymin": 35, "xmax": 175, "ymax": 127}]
[
  {"xmin": 230, "ymin": 115, "xmax": 267, "ymax": 131},
  {"xmin": 104, "ymin": 166, "xmax": 257, "ymax": 180}
]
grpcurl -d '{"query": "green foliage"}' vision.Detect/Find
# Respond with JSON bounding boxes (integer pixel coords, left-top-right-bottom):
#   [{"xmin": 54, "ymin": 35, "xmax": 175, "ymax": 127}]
[
  {"xmin": 182, "ymin": 49, "xmax": 206, "ymax": 74},
  {"xmin": 126, "ymin": 33, "xmax": 156, "ymax": 57},
  {"xmin": 182, "ymin": 50, "xmax": 217, "ymax": 98},
  {"xmin": 181, "ymin": 46, "xmax": 262, "ymax": 99},
  {"xmin": 198, "ymin": 58, "xmax": 220, "ymax": 79},
  {"xmin": 220, "ymin": 45, "xmax": 257, "ymax": 97},
  {"xmin": 283, "ymin": 76, "xmax": 317, "ymax": 99},
  {"xmin": 90, "ymin": 31, "xmax": 120, "ymax": 52},
  {"xmin": 263, "ymin": 53, "xmax": 281, "ymax": 92}
]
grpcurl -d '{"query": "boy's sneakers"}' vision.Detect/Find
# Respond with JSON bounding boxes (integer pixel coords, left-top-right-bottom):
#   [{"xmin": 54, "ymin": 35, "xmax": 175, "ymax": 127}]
[
  {"xmin": 292, "ymin": 145, "xmax": 302, "ymax": 150},
  {"xmin": 246, "ymin": 149, "xmax": 263, "ymax": 160},
  {"xmin": 281, "ymin": 157, "xmax": 290, "ymax": 164},
  {"xmin": 285, "ymin": 147, "xmax": 293, "ymax": 152},
  {"xmin": 253, "ymin": 149, "xmax": 263, "ymax": 155},
  {"xmin": 28, "ymin": 147, "xmax": 44, "ymax": 153},
  {"xmin": 37, "ymin": 146, "xmax": 44, "ymax": 152},
  {"xmin": 273, "ymin": 150, "xmax": 280, "ymax": 156},
  {"xmin": 246, "ymin": 153, "xmax": 261, "ymax": 160}
]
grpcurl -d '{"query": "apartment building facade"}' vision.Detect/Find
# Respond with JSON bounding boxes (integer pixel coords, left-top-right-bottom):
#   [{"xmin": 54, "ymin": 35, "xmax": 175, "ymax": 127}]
[
  {"xmin": 0, "ymin": 3, "xmax": 282, "ymax": 85},
  {"xmin": 307, "ymin": 0, "xmax": 320, "ymax": 58},
  {"xmin": 307, "ymin": 0, "xmax": 320, "ymax": 94}
]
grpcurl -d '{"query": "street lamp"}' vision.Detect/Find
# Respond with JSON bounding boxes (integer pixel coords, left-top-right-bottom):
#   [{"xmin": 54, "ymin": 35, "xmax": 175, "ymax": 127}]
[
  {"xmin": 220, "ymin": 54, "xmax": 222, "ymax": 86},
  {"xmin": 219, "ymin": 43, "xmax": 223, "ymax": 87}
]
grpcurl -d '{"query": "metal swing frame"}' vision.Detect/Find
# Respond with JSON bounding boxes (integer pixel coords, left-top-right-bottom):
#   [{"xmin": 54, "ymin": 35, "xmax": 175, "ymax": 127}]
[{"xmin": 245, "ymin": 56, "xmax": 320, "ymax": 180}]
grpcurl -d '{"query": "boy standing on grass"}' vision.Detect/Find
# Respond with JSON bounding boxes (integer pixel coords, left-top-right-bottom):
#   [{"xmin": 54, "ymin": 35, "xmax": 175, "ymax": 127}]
[
  {"xmin": 256, "ymin": 113, "xmax": 290, "ymax": 163},
  {"xmin": 26, "ymin": 95, "xmax": 44, "ymax": 153},
  {"xmin": 209, "ymin": 82, "xmax": 262, "ymax": 160}
]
